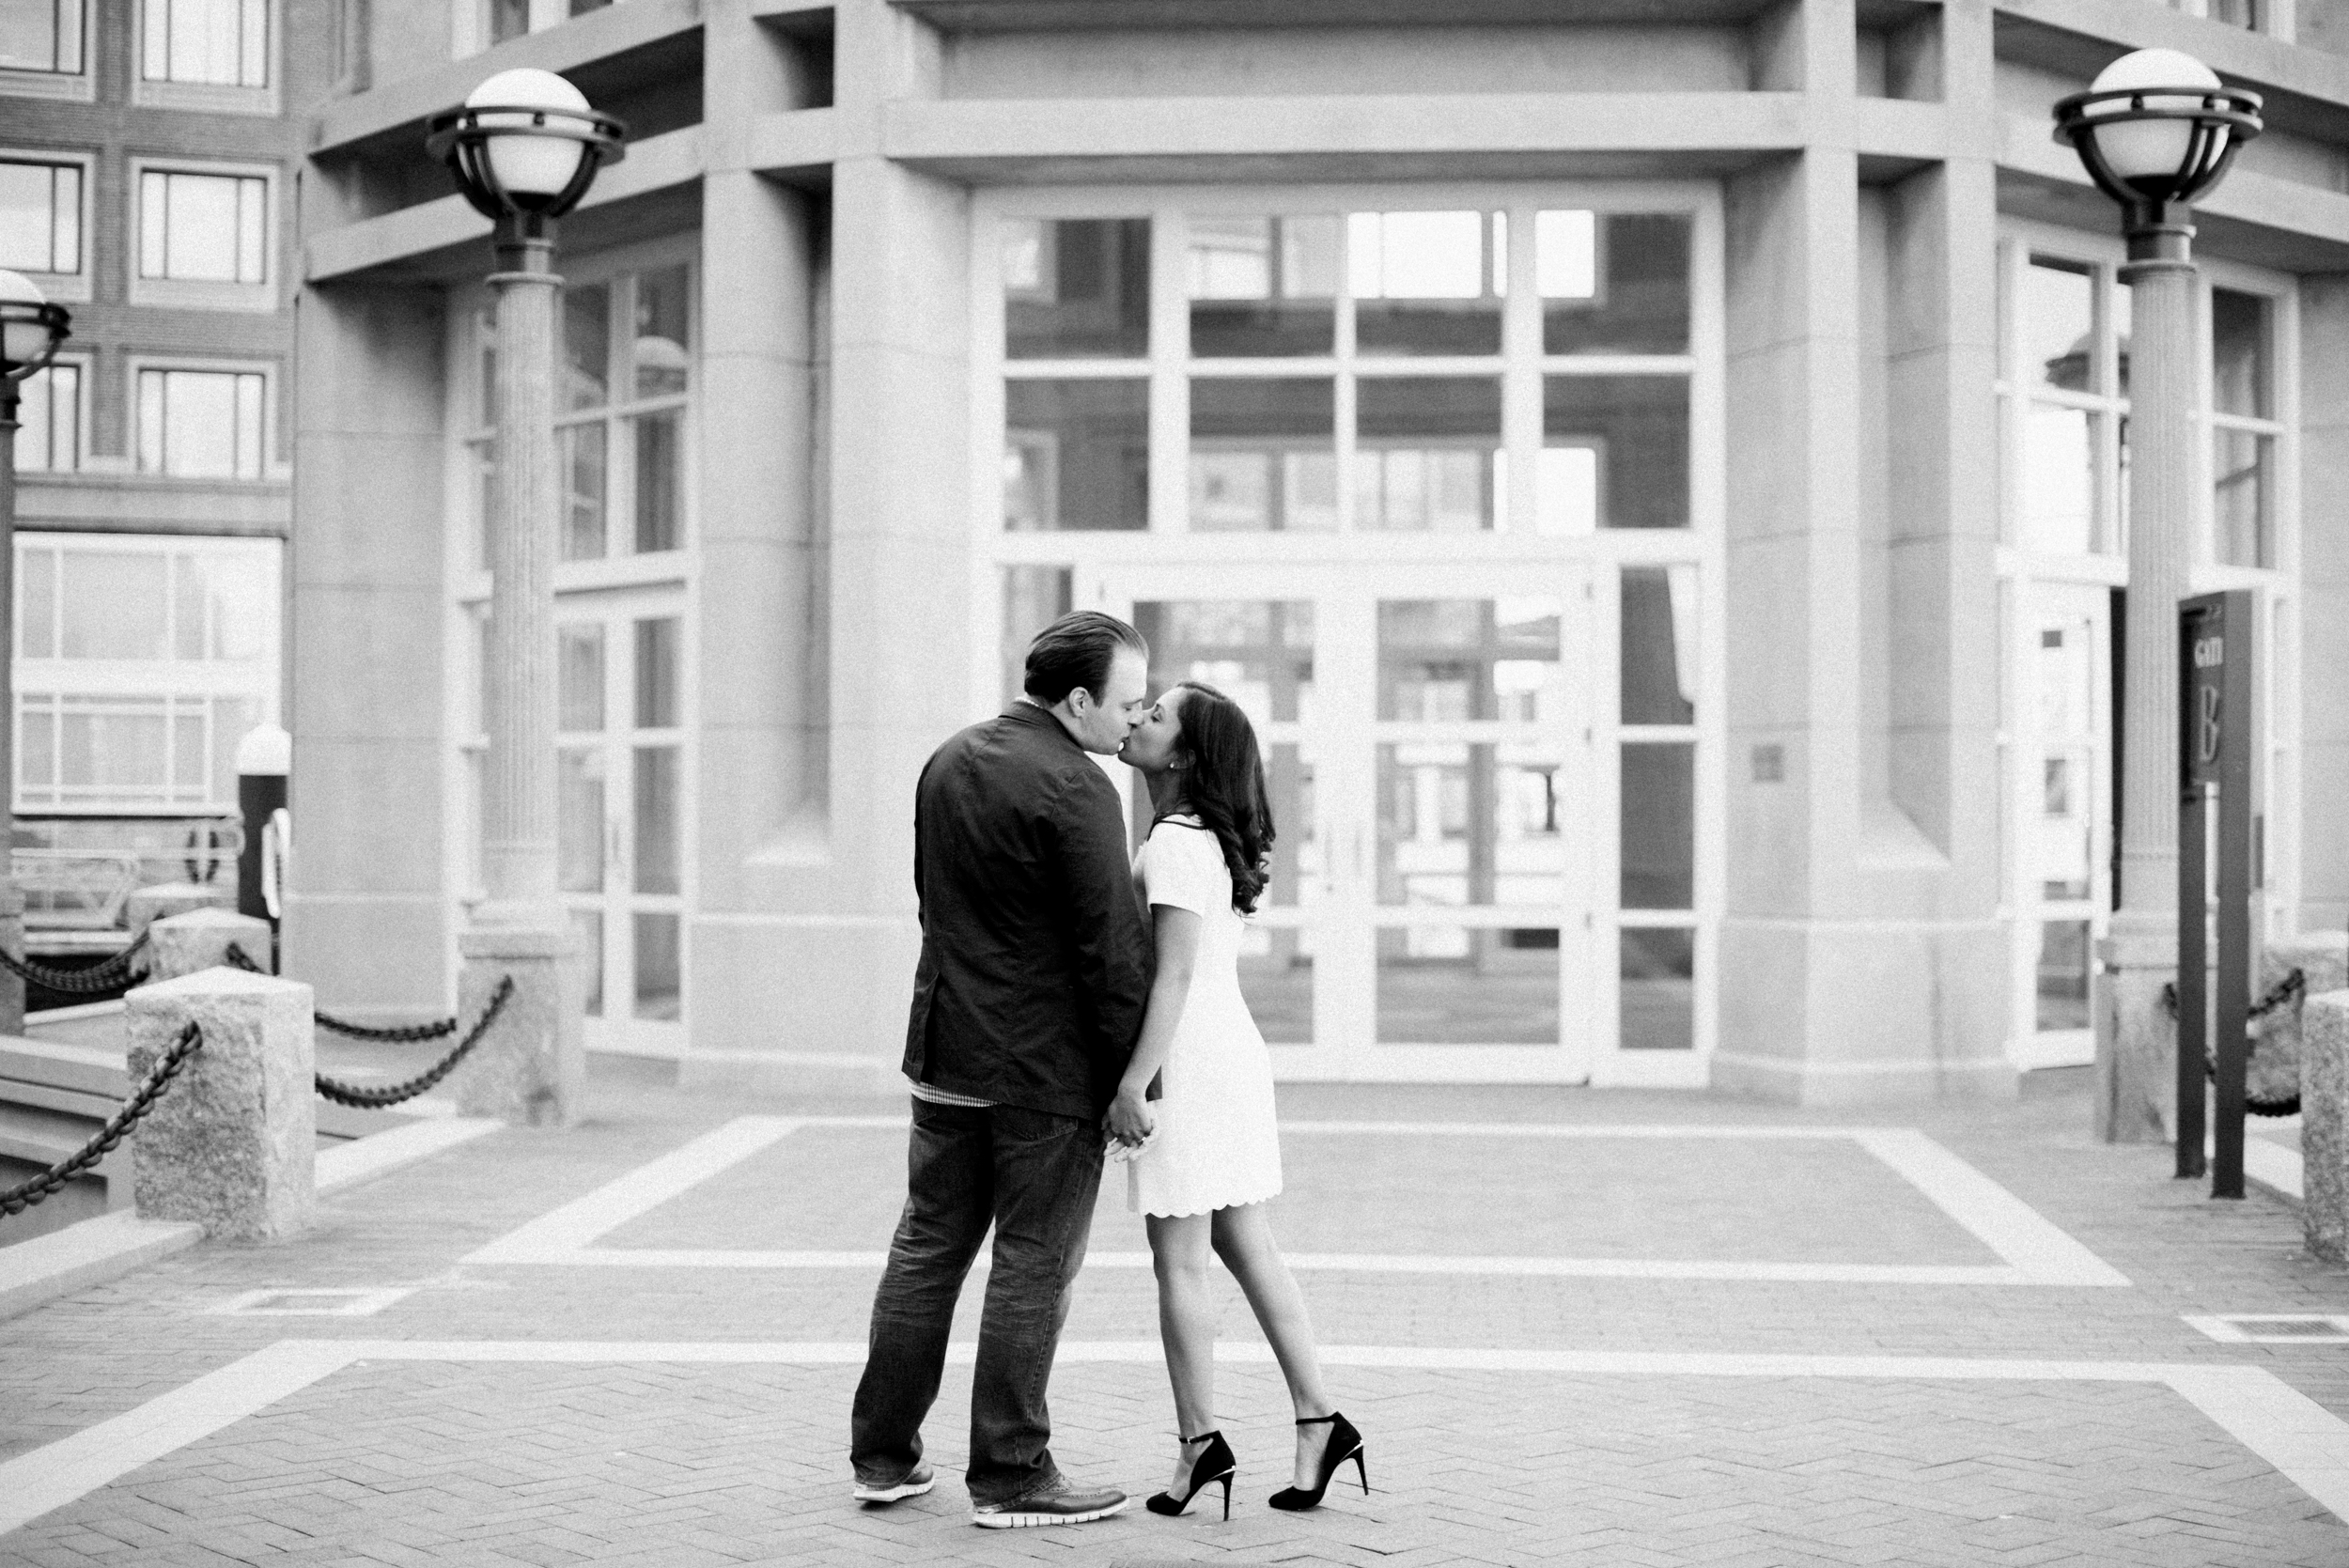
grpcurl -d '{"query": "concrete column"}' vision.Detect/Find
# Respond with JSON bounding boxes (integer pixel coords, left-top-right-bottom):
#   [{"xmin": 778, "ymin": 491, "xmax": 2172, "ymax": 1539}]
[
  {"xmin": 477, "ymin": 234, "xmax": 564, "ymax": 931},
  {"xmin": 2094, "ymin": 247, "xmax": 2201, "ymax": 1143},
  {"xmin": 2301, "ymin": 988, "xmax": 2349, "ymax": 1263},
  {"xmin": 2298, "ymin": 279, "xmax": 2349, "ymax": 934},
  {"xmin": 148, "ymin": 908, "xmax": 275, "ymax": 982},
  {"xmin": 124, "ymin": 967, "xmax": 317, "ymax": 1242},
  {"xmin": 284, "ymin": 284, "xmax": 447, "ymax": 1018},
  {"xmin": 452, "ymin": 925, "xmax": 583, "ymax": 1126}
]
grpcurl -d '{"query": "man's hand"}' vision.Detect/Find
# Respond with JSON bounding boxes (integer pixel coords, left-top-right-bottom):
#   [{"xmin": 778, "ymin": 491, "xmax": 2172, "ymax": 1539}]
[{"xmin": 1104, "ymin": 1084, "xmax": 1155, "ymax": 1149}]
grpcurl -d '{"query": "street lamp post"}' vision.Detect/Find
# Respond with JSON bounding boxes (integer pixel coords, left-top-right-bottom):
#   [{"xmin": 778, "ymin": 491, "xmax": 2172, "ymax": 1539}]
[
  {"xmin": 427, "ymin": 70, "xmax": 624, "ymax": 1125},
  {"xmin": 2053, "ymin": 51, "xmax": 2262, "ymax": 1154},
  {"xmin": 0, "ymin": 272, "xmax": 70, "ymax": 1035}
]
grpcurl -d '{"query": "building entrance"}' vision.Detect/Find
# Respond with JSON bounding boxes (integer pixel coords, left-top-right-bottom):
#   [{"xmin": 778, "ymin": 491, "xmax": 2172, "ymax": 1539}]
[
  {"xmin": 553, "ymin": 590, "xmax": 688, "ymax": 1057},
  {"xmin": 1085, "ymin": 553, "xmax": 1698, "ymax": 1084}
]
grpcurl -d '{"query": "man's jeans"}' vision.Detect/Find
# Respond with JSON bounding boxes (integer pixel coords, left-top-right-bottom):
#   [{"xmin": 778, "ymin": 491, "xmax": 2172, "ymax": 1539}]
[{"xmin": 850, "ymin": 1097, "xmax": 1105, "ymax": 1505}]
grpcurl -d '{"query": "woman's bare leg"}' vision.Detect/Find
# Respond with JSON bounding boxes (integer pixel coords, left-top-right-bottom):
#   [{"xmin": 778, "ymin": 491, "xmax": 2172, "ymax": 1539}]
[
  {"xmin": 1146, "ymin": 1211, "xmax": 1221, "ymax": 1490},
  {"xmin": 1211, "ymin": 1202, "xmax": 1338, "ymax": 1487}
]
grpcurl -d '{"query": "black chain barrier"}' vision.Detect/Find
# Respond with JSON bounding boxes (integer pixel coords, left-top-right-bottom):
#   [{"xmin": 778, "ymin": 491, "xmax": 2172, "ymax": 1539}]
[
  {"xmin": 224, "ymin": 944, "xmax": 459, "ymax": 1042},
  {"xmin": 0, "ymin": 1021, "xmax": 203, "ymax": 1218},
  {"xmin": 0, "ymin": 929, "xmax": 151, "ymax": 997},
  {"xmin": 2157, "ymin": 967, "xmax": 2307, "ymax": 1118},
  {"xmin": 223, "ymin": 943, "xmax": 515, "ymax": 1110},
  {"xmin": 311, "ymin": 975, "xmax": 515, "ymax": 1110}
]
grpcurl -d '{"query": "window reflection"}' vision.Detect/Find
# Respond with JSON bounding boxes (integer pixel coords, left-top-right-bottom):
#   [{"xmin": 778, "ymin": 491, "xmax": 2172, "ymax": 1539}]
[
  {"xmin": 1538, "ymin": 211, "xmax": 1692, "ymax": 355},
  {"xmin": 1621, "ymin": 741, "xmax": 1694, "ymax": 909},
  {"xmin": 1004, "ymin": 218, "xmax": 1150, "ymax": 359},
  {"xmin": 1377, "ymin": 598, "xmax": 1563, "ymax": 723},
  {"xmin": 1356, "ymin": 377, "xmax": 1501, "ymax": 532},
  {"xmin": 1621, "ymin": 566, "xmax": 1697, "ymax": 725},
  {"xmin": 2214, "ymin": 427, "xmax": 2273, "ymax": 568},
  {"xmin": 1131, "ymin": 600, "xmax": 1315, "ymax": 725},
  {"xmin": 2022, "ymin": 257, "xmax": 2094, "ymax": 393},
  {"xmin": 2212, "ymin": 289, "xmax": 2270, "ymax": 418},
  {"xmin": 1377, "ymin": 742, "xmax": 1563, "ymax": 908},
  {"xmin": 2036, "ymin": 920, "xmax": 2091, "ymax": 1031},
  {"xmin": 1189, "ymin": 215, "xmax": 1340, "ymax": 357},
  {"xmin": 1542, "ymin": 377, "xmax": 1688, "ymax": 530},
  {"xmin": 558, "ymin": 625, "xmax": 604, "ymax": 734},
  {"xmin": 1376, "ymin": 925, "xmax": 1559, "ymax": 1045},
  {"xmin": 1349, "ymin": 210, "xmax": 1503, "ymax": 356},
  {"xmin": 1620, "ymin": 927, "xmax": 1694, "ymax": 1049},
  {"xmin": 2019, "ymin": 405, "xmax": 2092, "ymax": 555},
  {"xmin": 1000, "ymin": 566, "xmax": 1071, "ymax": 705},
  {"xmin": 563, "ymin": 283, "xmax": 610, "ymax": 411},
  {"xmin": 1190, "ymin": 379, "xmax": 1336, "ymax": 532},
  {"xmin": 1004, "ymin": 380, "xmax": 1148, "ymax": 531}
]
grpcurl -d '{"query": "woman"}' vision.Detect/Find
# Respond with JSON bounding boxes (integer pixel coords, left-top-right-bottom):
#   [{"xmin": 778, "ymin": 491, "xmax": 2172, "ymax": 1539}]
[{"xmin": 1107, "ymin": 679, "xmax": 1367, "ymax": 1522}]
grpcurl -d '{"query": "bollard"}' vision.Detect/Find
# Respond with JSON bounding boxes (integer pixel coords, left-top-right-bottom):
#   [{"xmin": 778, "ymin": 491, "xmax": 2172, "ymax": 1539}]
[
  {"xmin": 148, "ymin": 907, "xmax": 273, "ymax": 982},
  {"xmin": 124, "ymin": 966, "xmax": 316, "ymax": 1242},
  {"xmin": 2303, "ymin": 990, "xmax": 2349, "ymax": 1263},
  {"xmin": 451, "ymin": 926, "xmax": 583, "ymax": 1127},
  {"xmin": 2256, "ymin": 932, "xmax": 2347, "ymax": 1110},
  {"xmin": 127, "ymin": 882, "xmax": 234, "ymax": 944}
]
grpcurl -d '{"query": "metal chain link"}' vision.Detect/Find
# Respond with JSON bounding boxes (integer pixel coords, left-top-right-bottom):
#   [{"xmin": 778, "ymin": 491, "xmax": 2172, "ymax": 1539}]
[
  {"xmin": 0, "ymin": 1021, "xmax": 203, "ymax": 1218},
  {"xmin": 0, "ymin": 929, "xmax": 152, "ymax": 997},
  {"xmin": 312, "ymin": 975, "xmax": 516, "ymax": 1110},
  {"xmin": 224, "ymin": 944, "xmax": 463, "ymax": 1042},
  {"xmin": 2156, "ymin": 968, "xmax": 2308, "ymax": 1118}
]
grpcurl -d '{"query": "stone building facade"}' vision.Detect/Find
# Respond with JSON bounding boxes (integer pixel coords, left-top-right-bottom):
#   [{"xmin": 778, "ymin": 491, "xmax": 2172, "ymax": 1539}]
[{"xmin": 283, "ymin": 0, "xmax": 2349, "ymax": 1102}]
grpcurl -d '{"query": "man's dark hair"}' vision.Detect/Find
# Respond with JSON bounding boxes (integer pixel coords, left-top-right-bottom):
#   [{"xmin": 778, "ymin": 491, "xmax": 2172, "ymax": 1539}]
[{"xmin": 1024, "ymin": 612, "xmax": 1148, "ymax": 706}]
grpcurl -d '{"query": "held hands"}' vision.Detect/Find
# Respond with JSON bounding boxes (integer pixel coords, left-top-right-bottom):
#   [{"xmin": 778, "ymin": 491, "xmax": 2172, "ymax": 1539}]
[{"xmin": 1103, "ymin": 1083, "xmax": 1156, "ymax": 1160}]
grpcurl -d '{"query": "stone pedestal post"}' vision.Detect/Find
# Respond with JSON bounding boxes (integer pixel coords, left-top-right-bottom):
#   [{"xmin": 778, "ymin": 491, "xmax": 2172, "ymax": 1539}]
[
  {"xmin": 2253, "ymin": 931, "xmax": 2348, "ymax": 1108},
  {"xmin": 148, "ymin": 908, "xmax": 275, "ymax": 983},
  {"xmin": 452, "ymin": 925, "xmax": 582, "ymax": 1127},
  {"xmin": 128, "ymin": 882, "xmax": 235, "ymax": 944},
  {"xmin": 2095, "ymin": 913, "xmax": 2179, "ymax": 1143},
  {"xmin": 2300, "ymin": 989, "xmax": 2349, "ymax": 1263},
  {"xmin": 124, "ymin": 967, "xmax": 316, "ymax": 1241},
  {"xmin": 0, "ymin": 882, "xmax": 23, "ymax": 1035}
]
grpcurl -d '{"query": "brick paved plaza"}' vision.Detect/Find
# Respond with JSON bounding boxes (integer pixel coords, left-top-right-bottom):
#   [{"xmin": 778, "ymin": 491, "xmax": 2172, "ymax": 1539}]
[{"xmin": 6, "ymin": 1064, "xmax": 2349, "ymax": 1566}]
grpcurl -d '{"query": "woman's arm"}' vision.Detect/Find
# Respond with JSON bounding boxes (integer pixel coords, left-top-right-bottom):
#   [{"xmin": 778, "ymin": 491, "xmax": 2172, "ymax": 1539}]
[{"xmin": 1104, "ymin": 902, "xmax": 1202, "ymax": 1147}]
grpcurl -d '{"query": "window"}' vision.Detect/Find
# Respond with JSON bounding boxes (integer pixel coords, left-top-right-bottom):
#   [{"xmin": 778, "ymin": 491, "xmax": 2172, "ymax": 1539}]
[
  {"xmin": 141, "ymin": 0, "xmax": 268, "ymax": 87},
  {"xmin": 480, "ymin": 0, "xmax": 610, "ymax": 48},
  {"xmin": 138, "ymin": 168, "xmax": 269, "ymax": 284},
  {"xmin": 0, "ymin": 0, "xmax": 84, "ymax": 75},
  {"xmin": 2000, "ymin": 254, "xmax": 2128, "ymax": 557},
  {"xmin": 468, "ymin": 262, "xmax": 693, "ymax": 567},
  {"xmin": 0, "ymin": 157, "xmax": 81, "ymax": 278},
  {"xmin": 1001, "ymin": 205, "xmax": 1696, "ymax": 536},
  {"xmin": 15, "ymin": 535, "xmax": 281, "ymax": 815},
  {"xmin": 2210, "ymin": 287, "xmax": 2282, "ymax": 569},
  {"xmin": 136, "ymin": 366, "xmax": 270, "ymax": 479},
  {"xmin": 12, "ymin": 361, "xmax": 79, "ymax": 472},
  {"xmin": 2167, "ymin": 0, "xmax": 2263, "ymax": 30}
]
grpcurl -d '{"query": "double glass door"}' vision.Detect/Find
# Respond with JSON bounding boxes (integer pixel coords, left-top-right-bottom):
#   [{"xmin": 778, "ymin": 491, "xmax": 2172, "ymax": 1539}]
[
  {"xmin": 555, "ymin": 591, "xmax": 688, "ymax": 1053},
  {"xmin": 2014, "ymin": 582, "xmax": 2111, "ymax": 1069},
  {"xmin": 1086, "ymin": 557, "xmax": 1605, "ymax": 1082}
]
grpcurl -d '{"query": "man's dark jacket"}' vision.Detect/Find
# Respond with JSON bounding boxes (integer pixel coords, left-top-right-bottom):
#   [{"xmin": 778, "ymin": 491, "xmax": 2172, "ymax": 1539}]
[{"xmin": 902, "ymin": 703, "xmax": 1151, "ymax": 1120}]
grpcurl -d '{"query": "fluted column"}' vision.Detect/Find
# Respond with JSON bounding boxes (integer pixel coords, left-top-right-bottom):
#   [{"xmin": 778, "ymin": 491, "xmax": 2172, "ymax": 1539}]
[
  {"xmin": 477, "ymin": 233, "xmax": 562, "ymax": 930},
  {"xmin": 2096, "ymin": 242, "xmax": 2201, "ymax": 1143}
]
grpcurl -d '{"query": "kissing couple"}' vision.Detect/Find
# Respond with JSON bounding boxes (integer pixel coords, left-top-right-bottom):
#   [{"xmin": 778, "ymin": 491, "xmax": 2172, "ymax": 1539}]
[{"xmin": 847, "ymin": 610, "xmax": 1368, "ymax": 1529}]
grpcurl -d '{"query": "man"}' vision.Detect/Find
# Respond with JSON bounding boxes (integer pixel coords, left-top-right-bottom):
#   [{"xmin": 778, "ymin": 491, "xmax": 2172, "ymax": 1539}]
[{"xmin": 849, "ymin": 611, "xmax": 1154, "ymax": 1529}]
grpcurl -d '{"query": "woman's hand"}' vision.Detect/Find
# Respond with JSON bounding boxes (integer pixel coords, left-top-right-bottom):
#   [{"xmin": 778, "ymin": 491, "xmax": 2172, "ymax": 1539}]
[{"xmin": 1104, "ymin": 1083, "xmax": 1155, "ymax": 1149}]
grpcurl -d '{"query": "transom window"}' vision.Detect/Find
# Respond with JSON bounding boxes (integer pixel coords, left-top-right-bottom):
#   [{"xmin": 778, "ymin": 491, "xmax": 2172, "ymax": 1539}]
[
  {"xmin": 0, "ymin": 0, "xmax": 84, "ymax": 73},
  {"xmin": 139, "ymin": 167, "xmax": 269, "ymax": 284},
  {"xmin": 1000, "ymin": 207, "xmax": 1695, "ymax": 536},
  {"xmin": 0, "ymin": 157, "xmax": 82, "ymax": 277},
  {"xmin": 141, "ymin": 0, "xmax": 268, "ymax": 86},
  {"xmin": 12, "ymin": 361, "xmax": 80, "ymax": 473},
  {"xmin": 136, "ymin": 365, "xmax": 271, "ymax": 479}
]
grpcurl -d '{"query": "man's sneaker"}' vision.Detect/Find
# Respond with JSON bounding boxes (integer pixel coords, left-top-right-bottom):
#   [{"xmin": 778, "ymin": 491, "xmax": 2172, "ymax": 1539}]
[
  {"xmin": 853, "ymin": 1461, "xmax": 936, "ymax": 1504},
  {"xmin": 971, "ymin": 1481, "xmax": 1128, "ymax": 1529}
]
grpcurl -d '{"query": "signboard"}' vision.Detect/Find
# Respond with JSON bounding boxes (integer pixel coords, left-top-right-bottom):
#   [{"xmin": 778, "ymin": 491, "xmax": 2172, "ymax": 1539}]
[{"xmin": 2176, "ymin": 591, "xmax": 2254, "ymax": 1199}]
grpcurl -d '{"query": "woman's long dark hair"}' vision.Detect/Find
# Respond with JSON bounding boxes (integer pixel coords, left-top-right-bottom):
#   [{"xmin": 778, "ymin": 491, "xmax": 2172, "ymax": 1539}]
[{"xmin": 1159, "ymin": 680, "xmax": 1275, "ymax": 916}]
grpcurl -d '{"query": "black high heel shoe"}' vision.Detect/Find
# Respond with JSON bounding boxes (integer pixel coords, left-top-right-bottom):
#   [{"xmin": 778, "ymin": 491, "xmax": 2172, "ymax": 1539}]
[
  {"xmin": 1147, "ymin": 1430, "xmax": 1236, "ymax": 1521},
  {"xmin": 1268, "ymin": 1412, "xmax": 1366, "ymax": 1512}
]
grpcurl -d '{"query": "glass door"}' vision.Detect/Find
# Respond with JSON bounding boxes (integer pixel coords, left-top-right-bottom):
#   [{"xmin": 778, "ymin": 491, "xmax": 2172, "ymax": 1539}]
[
  {"xmin": 1087, "ymin": 557, "xmax": 1595, "ymax": 1082},
  {"xmin": 555, "ymin": 590, "xmax": 688, "ymax": 1055},
  {"xmin": 2013, "ymin": 582, "xmax": 2110, "ymax": 1069}
]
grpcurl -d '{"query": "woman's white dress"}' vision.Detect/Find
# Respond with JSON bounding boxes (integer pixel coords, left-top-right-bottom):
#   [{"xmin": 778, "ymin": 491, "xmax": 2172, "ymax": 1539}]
[{"xmin": 1128, "ymin": 816, "xmax": 1283, "ymax": 1218}]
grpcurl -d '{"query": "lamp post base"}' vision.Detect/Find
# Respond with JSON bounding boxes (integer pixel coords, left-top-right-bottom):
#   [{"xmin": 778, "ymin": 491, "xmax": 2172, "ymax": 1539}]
[
  {"xmin": 452, "ymin": 924, "xmax": 584, "ymax": 1127},
  {"xmin": 2095, "ymin": 911, "xmax": 2180, "ymax": 1146}
]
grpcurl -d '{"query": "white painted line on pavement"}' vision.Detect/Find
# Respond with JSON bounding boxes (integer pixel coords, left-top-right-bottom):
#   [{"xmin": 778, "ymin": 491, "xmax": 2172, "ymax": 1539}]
[
  {"xmin": 0, "ymin": 1338, "xmax": 357, "ymax": 1538},
  {"xmin": 1851, "ymin": 1129, "xmax": 2130, "ymax": 1287},
  {"xmin": 204, "ymin": 1287, "xmax": 417, "ymax": 1317},
  {"xmin": 6, "ymin": 1341, "xmax": 2346, "ymax": 1541},
  {"xmin": 459, "ymin": 1114, "xmax": 2126, "ymax": 1287},
  {"xmin": 316, "ymin": 1116, "xmax": 501, "ymax": 1195}
]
